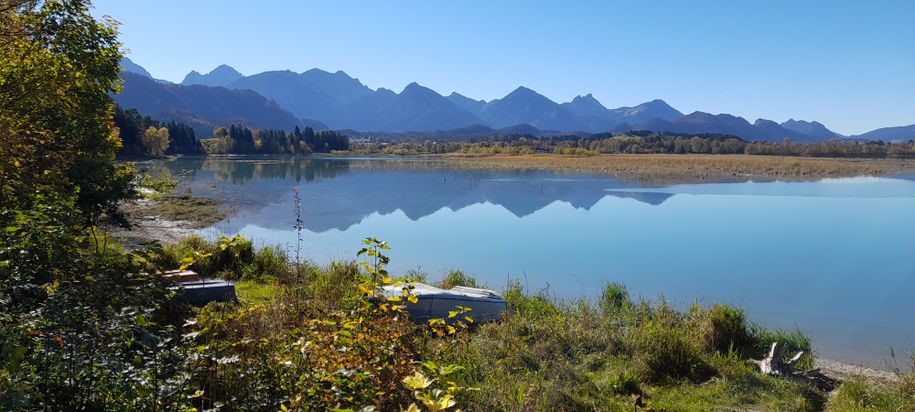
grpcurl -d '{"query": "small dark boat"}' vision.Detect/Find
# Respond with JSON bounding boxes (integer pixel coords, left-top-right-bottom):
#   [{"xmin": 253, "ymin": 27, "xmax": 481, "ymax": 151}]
[
  {"xmin": 381, "ymin": 283, "xmax": 507, "ymax": 323},
  {"xmin": 169, "ymin": 280, "xmax": 237, "ymax": 306}
]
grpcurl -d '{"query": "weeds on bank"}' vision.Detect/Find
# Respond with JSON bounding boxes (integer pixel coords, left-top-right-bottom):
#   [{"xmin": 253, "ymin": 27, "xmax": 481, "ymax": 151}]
[
  {"xmin": 441, "ymin": 280, "xmax": 834, "ymax": 411},
  {"xmin": 829, "ymin": 372, "xmax": 915, "ymax": 410}
]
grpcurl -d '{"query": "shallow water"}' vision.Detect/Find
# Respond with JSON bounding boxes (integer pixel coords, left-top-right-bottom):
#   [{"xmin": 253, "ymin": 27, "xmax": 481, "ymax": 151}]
[{"xmin": 146, "ymin": 155, "xmax": 915, "ymax": 367}]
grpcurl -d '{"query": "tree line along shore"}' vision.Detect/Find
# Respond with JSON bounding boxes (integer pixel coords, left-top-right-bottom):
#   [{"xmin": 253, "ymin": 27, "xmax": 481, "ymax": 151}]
[{"xmin": 117, "ymin": 107, "xmax": 915, "ymax": 183}]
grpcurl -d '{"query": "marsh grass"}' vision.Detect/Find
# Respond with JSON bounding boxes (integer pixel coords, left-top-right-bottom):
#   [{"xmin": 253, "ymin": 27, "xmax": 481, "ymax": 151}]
[{"xmin": 441, "ymin": 153, "xmax": 915, "ymax": 183}]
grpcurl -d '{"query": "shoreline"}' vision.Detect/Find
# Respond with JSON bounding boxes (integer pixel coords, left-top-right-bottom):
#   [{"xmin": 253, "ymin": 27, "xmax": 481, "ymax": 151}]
[{"xmin": 107, "ymin": 198, "xmax": 203, "ymax": 249}]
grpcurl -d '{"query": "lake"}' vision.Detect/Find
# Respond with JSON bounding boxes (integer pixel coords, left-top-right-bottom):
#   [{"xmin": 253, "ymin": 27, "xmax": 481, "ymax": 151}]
[{"xmin": 145, "ymin": 155, "xmax": 915, "ymax": 367}]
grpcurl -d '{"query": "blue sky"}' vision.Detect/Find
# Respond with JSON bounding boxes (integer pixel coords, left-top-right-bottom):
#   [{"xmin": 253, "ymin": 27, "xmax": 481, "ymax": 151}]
[{"xmin": 92, "ymin": 0, "xmax": 915, "ymax": 135}]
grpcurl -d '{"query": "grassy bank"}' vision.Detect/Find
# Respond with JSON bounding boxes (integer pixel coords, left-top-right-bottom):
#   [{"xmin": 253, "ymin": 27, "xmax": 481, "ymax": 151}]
[
  {"xmin": 438, "ymin": 153, "xmax": 915, "ymax": 183},
  {"xmin": 150, "ymin": 235, "xmax": 915, "ymax": 411}
]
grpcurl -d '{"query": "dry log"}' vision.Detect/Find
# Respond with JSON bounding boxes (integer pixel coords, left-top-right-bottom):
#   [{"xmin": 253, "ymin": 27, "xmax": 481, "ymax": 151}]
[{"xmin": 751, "ymin": 342, "xmax": 838, "ymax": 391}]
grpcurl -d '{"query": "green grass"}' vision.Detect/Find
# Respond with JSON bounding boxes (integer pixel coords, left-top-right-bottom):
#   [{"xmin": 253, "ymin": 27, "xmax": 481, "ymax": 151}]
[
  {"xmin": 235, "ymin": 281, "xmax": 279, "ymax": 305},
  {"xmin": 437, "ymin": 282, "xmax": 836, "ymax": 411},
  {"xmin": 828, "ymin": 375, "xmax": 915, "ymax": 411}
]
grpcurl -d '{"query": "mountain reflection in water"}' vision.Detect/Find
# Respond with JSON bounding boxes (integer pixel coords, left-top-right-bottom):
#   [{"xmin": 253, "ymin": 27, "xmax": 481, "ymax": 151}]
[{"xmin": 147, "ymin": 156, "xmax": 669, "ymax": 232}]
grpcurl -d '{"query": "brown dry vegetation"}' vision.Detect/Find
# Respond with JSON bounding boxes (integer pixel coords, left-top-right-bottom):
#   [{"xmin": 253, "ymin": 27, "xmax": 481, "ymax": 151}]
[{"xmin": 440, "ymin": 153, "xmax": 915, "ymax": 183}]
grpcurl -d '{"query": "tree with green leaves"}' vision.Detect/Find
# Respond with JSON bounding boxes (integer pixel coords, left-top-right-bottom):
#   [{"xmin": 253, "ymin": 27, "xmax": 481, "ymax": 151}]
[
  {"xmin": 0, "ymin": 0, "xmax": 133, "ymax": 222},
  {"xmin": 142, "ymin": 126, "xmax": 170, "ymax": 156},
  {"xmin": 0, "ymin": 2, "xmax": 183, "ymax": 410}
]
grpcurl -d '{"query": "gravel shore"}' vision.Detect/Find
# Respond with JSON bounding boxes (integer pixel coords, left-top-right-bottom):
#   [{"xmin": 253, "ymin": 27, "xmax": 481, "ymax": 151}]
[{"xmin": 107, "ymin": 199, "xmax": 200, "ymax": 249}]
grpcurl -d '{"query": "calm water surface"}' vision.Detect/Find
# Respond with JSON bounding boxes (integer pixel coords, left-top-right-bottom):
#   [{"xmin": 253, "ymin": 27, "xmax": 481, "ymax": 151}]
[{"xmin": 146, "ymin": 156, "xmax": 915, "ymax": 367}]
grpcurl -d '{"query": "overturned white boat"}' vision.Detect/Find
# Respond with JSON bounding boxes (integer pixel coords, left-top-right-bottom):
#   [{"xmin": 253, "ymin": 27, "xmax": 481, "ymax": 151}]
[{"xmin": 381, "ymin": 283, "xmax": 507, "ymax": 323}]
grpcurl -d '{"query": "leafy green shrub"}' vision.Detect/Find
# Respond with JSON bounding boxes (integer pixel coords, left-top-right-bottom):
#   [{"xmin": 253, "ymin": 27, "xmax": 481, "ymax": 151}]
[
  {"xmin": 244, "ymin": 245, "xmax": 290, "ymax": 282},
  {"xmin": 1, "ymin": 190, "xmax": 186, "ymax": 411},
  {"xmin": 154, "ymin": 234, "xmax": 206, "ymax": 269},
  {"xmin": 600, "ymin": 282, "xmax": 631, "ymax": 313},
  {"xmin": 155, "ymin": 235, "xmax": 292, "ymax": 282},
  {"xmin": 701, "ymin": 304, "xmax": 753, "ymax": 355},
  {"xmin": 207, "ymin": 235, "xmax": 254, "ymax": 277},
  {"xmin": 607, "ymin": 372, "xmax": 640, "ymax": 395},
  {"xmin": 629, "ymin": 304, "xmax": 712, "ymax": 383},
  {"xmin": 502, "ymin": 281, "xmax": 560, "ymax": 320}
]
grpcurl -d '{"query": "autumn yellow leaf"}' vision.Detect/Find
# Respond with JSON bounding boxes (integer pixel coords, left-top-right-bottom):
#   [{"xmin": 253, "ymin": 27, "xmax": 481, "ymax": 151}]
[{"xmin": 402, "ymin": 370, "xmax": 433, "ymax": 390}]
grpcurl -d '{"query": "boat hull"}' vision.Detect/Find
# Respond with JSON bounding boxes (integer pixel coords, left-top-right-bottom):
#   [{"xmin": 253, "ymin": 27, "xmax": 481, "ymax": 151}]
[
  {"xmin": 169, "ymin": 280, "xmax": 237, "ymax": 306},
  {"xmin": 402, "ymin": 294, "xmax": 507, "ymax": 323}
]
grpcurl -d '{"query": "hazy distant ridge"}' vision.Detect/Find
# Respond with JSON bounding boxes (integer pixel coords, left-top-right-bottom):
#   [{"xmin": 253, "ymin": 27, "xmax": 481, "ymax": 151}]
[{"xmin": 116, "ymin": 59, "xmax": 913, "ymax": 141}]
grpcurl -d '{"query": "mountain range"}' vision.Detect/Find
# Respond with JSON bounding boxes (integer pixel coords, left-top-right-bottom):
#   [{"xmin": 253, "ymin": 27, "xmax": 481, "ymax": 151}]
[
  {"xmin": 116, "ymin": 58, "xmax": 914, "ymax": 142},
  {"xmin": 116, "ymin": 67, "xmax": 325, "ymax": 137}
]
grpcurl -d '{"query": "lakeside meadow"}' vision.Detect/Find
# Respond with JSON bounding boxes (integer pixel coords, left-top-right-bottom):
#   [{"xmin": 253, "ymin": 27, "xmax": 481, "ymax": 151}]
[{"xmin": 439, "ymin": 153, "xmax": 915, "ymax": 183}]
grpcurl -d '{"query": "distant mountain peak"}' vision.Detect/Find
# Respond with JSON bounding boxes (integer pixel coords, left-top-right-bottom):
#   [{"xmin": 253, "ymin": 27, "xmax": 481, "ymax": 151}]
[
  {"xmin": 447, "ymin": 92, "xmax": 487, "ymax": 118},
  {"xmin": 510, "ymin": 86, "xmax": 538, "ymax": 95},
  {"xmin": 563, "ymin": 94, "xmax": 608, "ymax": 117},
  {"xmin": 303, "ymin": 68, "xmax": 330, "ymax": 75},
  {"xmin": 781, "ymin": 118, "xmax": 843, "ymax": 139},
  {"xmin": 481, "ymin": 86, "xmax": 583, "ymax": 131},
  {"xmin": 181, "ymin": 64, "xmax": 243, "ymax": 87},
  {"xmin": 616, "ymin": 100, "xmax": 683, "ymax": 120},
  {"xmin": 302, "ymin": 68, "xmax": 355, "ymax": 80},
  {"xmin": 572, "ymin": 93, "xmax": 601, "ymax": 104},
  {"xmin": 211, "ymin": 64, "xmax": 241, "ymax": 74},
  {"xmin": 635, "ymin": 99, "xmax": 676, "ymax": 111},
  {"xmin": 400, "ymin": 82, "xmax": 437, "ymax": 96},
  {"xmin": 120, "ymin": 57, "xmax": 152, "ymax": 78}
]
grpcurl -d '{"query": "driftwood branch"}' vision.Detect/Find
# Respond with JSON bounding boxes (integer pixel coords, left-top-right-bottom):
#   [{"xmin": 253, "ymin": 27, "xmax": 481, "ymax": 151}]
[{"xmin": 750, "ymin": 342, "xmax": 838, "ymax": 391}]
